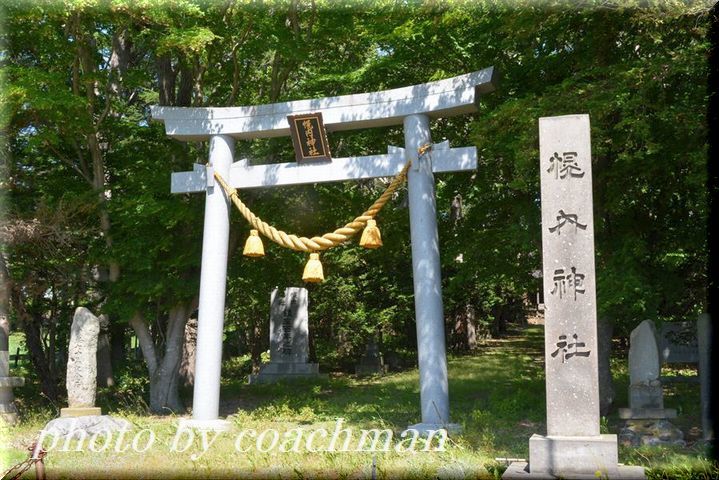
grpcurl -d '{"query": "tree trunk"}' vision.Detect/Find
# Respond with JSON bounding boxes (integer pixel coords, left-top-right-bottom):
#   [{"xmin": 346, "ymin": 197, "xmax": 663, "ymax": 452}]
[
  {"xmin": 491, "ymin": 305, "xmax": 507, "ymax": 337},
  {"xmin": 0, "ymin": 255, "xmax": 10, "ymax": 354},
  {"xmin": 129, "ymin": 312, "xmax": 157, "ymax": 377},
  {"xmin": 96, "ymin": 314, "xmax": 115, "ymax": 387},
  {"xmin": 109, "ymin": 321, "xmax": 127, "ymax": 371},
  {"xmin": 176, "ymin": 61, "xmax": 194, "ymax": 107},
  {"xmin": 1, "ymin": 256, "xmax": 59, "ymax": 400},
  {"xmin": 597, "ymin": 317, "xmax": 616, "ymax": 416},
  {"xmin": 129, "ymin": 299, "xmax": 196, "ymax": 415},
  {"xmin": 250, "ymin": 317, "xmax": 262, "ymax": 374},
  {"xmin": 19, "ymin": 301, "xmax": 60, "ymax": 402},
  {"xmin": 149, "ymin": 304, "xmax": 189, "ymax": 414},
  {"xmin": 450, "ymin": 303, "xmax": 477, "ymax": 351},
  {"xmin": 155, "ymin": 54, "xmax": 176, "ymax": 106},
  {"xmin": 179, "ymin": 317, "xmax": 197, "ymax": 387},
  {"xmin": 75, "ymin": 17, "xmax": 123, "ymax": 383},
  {"xmin": 465, "ymin": 303, "xmax": 477, "ymax": 349}
]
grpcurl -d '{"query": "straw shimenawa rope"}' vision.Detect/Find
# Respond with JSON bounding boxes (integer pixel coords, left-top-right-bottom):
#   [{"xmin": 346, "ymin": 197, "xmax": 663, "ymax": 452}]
[{"xmin": 212, "ymin": 159, "xmax": 413, "ymax": 253}]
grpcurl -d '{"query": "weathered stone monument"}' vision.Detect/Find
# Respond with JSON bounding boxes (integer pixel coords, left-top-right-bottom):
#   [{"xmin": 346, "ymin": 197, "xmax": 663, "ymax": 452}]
[
  {"xmin": 0, "ymin": 316, "xmax": 24, "ymax": 425},
  {"xmin": 248, "ymin": 287, "xmax": 322, "ymax": 384},
  {"xmin": 61, "ymin": 307, "xmax": 102, "ymax": 417},
  {"xmin": 621, "ymin": 320, "xmax": 674, "ymax": 417},
  {"xmin": 355, "ymin": 338, "xmax": 388, "ymax": 376},
  {"xmin": 618, "ymin": 320, "xmax": 683, "ymax": 447},
  {"xmin": 504, "ymin": 115, "xmax": 643, "ymax": 479},
  {"xmin": 45, "ymin": 307, "xmax": 130, "ymax": 437},
  {"xmin": 155, "ymin": 68, "xmax": 497, "ymax": 430}
]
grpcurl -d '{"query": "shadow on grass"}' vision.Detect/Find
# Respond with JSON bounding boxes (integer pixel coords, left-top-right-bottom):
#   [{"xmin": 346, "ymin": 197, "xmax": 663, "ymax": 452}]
[{"xmin": 208, "ymin": 325, "xmax": 548, "ymax": 457}]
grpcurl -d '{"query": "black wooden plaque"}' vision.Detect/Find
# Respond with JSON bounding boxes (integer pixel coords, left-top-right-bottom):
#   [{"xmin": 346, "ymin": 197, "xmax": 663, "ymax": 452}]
[{"xmin": 287, "ymin": 112, "xmax": 332, "ymax": 163}]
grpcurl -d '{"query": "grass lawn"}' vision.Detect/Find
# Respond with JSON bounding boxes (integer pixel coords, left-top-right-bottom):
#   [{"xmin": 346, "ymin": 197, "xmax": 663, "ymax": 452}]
[{"xmin": 1, "ymin": 325, "xmax": 715, "ymax": 479}]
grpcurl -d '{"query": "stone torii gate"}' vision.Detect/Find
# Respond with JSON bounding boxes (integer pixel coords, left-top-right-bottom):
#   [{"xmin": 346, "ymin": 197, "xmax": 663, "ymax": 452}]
[{"xmin": 151, "ymin": 67, "xmax": 497, "ymax": 431}]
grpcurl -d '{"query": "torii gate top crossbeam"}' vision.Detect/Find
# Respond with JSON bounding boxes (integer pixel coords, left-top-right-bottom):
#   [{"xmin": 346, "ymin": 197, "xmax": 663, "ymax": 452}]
[{"xmin": 150, "ymin": 67, "xmax": 497, "ymax": 141}]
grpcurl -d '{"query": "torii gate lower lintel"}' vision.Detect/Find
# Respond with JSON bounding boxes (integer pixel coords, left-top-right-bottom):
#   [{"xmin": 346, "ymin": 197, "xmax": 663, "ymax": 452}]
[{"xmin": 153, "ymin": 68, "xmax": 497, "ymax": 432}]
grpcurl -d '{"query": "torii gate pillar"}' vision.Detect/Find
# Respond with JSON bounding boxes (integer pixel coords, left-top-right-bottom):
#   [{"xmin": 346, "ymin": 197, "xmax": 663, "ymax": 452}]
[
  {"xmin": 186, "ymin": 135, "xmax": 234, "ymax": 430},
  {"xmin": 404, "ymin": 114, "xmax": 454, "ymax": 432}
]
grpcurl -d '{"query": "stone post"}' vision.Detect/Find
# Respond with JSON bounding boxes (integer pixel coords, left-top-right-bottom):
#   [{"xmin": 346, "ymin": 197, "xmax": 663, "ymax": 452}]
[
  {"xmin": 185, "ymin": 134, "xmax": 234, "ymax": 430},
  {"xmin": 355, "ymin": 337, "xmax": 387, "ymax": 376},
  {"xmin": 404, "ymin": 114, "xmax": 458, "ymax": 434},
  {"xmin": 504, "ymin": 115, "xmax": 643, "ymax": 479},
  {"xmin": 248, "ymin": 288, "xmax": 322, "ymax": 384},
  {"xmin": 0, "ymin": 314, "xmax": 24, "ymax": 425},
  {"xmin": 697, "ymin": 313, "xmax": 713, "ymax": 441},
  {"xmin": 61, "ymin": 307, "xmax": 101, "ymax": 417}
]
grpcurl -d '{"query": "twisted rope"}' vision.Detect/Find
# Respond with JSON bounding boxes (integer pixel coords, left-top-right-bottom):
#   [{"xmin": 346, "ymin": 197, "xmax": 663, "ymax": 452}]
[{"xmin": 213, "ymin": 159, "xmax": 413, "ymax": 253}]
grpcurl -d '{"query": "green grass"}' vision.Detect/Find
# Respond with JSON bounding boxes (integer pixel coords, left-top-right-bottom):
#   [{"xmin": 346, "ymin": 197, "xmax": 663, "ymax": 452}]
[{"xmin": 1, "ymin": 325, "xmax": 715, "ymax": 479}]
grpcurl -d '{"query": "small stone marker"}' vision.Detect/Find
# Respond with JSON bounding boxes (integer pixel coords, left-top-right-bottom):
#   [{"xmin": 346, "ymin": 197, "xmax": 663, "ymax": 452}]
[
  {"xmin": 597, "ymin": 317, "xmax": 615, "ymax": 416},
  {"xmin": 355, "ymin": 338, "xmax": 388, "ymax": 376},
  {"xmin": 625, "ymin": 320, "xmax": 669, "ymax": 412},
  {"xmin": 659, "ymin": 321, "xmax": 699, "ymax": 364},
  {"xmin": 61, "ymin": 307, "xmax": 102, "ymax": 417},
  {"xmin": 0, "ymin": 346, "xmax": 24, "ymax": 424},
  {"xmin": 43, "ymin": 415, "xmax": 131, "ymax": 440},
  {"xmin": 618, "ymin": 320, "xmax": 683, "ymax": 447},
  {"xmin": 48, "ymin": 309, "xmax": 129, "ymax": 436},
  {"xmin": 248, "ymin": 288, "xmax": 323, "ymax": 383},
  {"xmin": 1, "ymin": 317, "xmax": 24, "ymax": 425},
  {"xmin": 504, "ymin": 115, "xmax": 643, "ymax": 479}
]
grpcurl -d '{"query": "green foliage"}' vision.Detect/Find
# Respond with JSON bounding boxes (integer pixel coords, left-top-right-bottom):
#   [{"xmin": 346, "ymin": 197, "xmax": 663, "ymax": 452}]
[{"xmin": 107, "ymin": 362, "xmax": 151, "ymax": 414}]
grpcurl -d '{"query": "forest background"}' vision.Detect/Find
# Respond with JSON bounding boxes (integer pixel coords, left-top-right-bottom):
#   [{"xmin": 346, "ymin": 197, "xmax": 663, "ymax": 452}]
[{"xmin": 0, "ymin": 0, "xmax": 711, "ymax": 415}]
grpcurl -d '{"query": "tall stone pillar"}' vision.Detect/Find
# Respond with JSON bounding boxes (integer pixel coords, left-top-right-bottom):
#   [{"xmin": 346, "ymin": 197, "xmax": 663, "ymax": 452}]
[
  {"xmin": 504, "ymin": 115, "xmax": 643, "ymax": 479},
  {"xmin": 404, "ymin": 114, "xmax": 458, "ymax": 434},
  {"xmin": 185, "ymin": 134, "xmax": 234, "ymax": 430}
]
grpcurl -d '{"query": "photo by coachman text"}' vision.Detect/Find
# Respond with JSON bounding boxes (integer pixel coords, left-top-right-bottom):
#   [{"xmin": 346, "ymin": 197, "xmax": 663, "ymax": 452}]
[{"xmin": 36, "ymin": 418, "xmax": 448, "ymax": 460}]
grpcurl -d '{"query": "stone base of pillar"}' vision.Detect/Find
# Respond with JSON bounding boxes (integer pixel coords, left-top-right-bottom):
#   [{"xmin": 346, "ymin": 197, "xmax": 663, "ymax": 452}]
[
  {"xmin": 0, "ymin": 377, "xmax": 24, "ymax": 388},
  {"xmin": 529, "ymin": 434, "xmax": 619, "ymax": 476},
  {"xmin": 619, "ymin": 419, "xmax": 685, "ymax": 447},
  {"xmin": 618, "ymin": 407, "xmax": 677, "ymax": 419},
  {"xmin": 44, "ymin": 415, "xmax": 130, "ymax": 439},
  {"xmin": 355, "ymin": 364, "xmax": 388, "ymax": 376},
  {"xmin": 0, "ymin": 376, "xmax": 24, "ymax": 425},
  {"xmin": 60, "ymin": 407, "xmax": 102, "ymax": 417},
  {"xmin": 503, "ymin": 461, "xmax": 646, "ymax": 479},
  {"xmin": 1, "ymin": 411, "xmax": 19, "ymax": 425},
  {"xmin": 179, "ymin": 418, "xmax": 232, "ymax": 432},
  {"xmin": 406, "ymin": 422, "xmax": 462, "ymax": 436},
  {"xmin": 501, "ymin": 434, "xmax": 645, "ymax": 479},
  {"xmin": 247, "ymin": 362, "xmax": 325, "ymax": 384}
]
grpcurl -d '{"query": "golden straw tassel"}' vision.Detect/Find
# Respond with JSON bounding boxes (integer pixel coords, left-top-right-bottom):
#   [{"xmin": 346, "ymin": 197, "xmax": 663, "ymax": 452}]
[
  {"xmin": 359, "ymin": 219, "xmax": 383, "ymax": 249},
  {"xmin": 302, "ymin": 253, "xmax": 324, "ymax": 283},
  {"xmin": 243, "ymin": 229, "xmax": 265, "ymax": 257}
]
